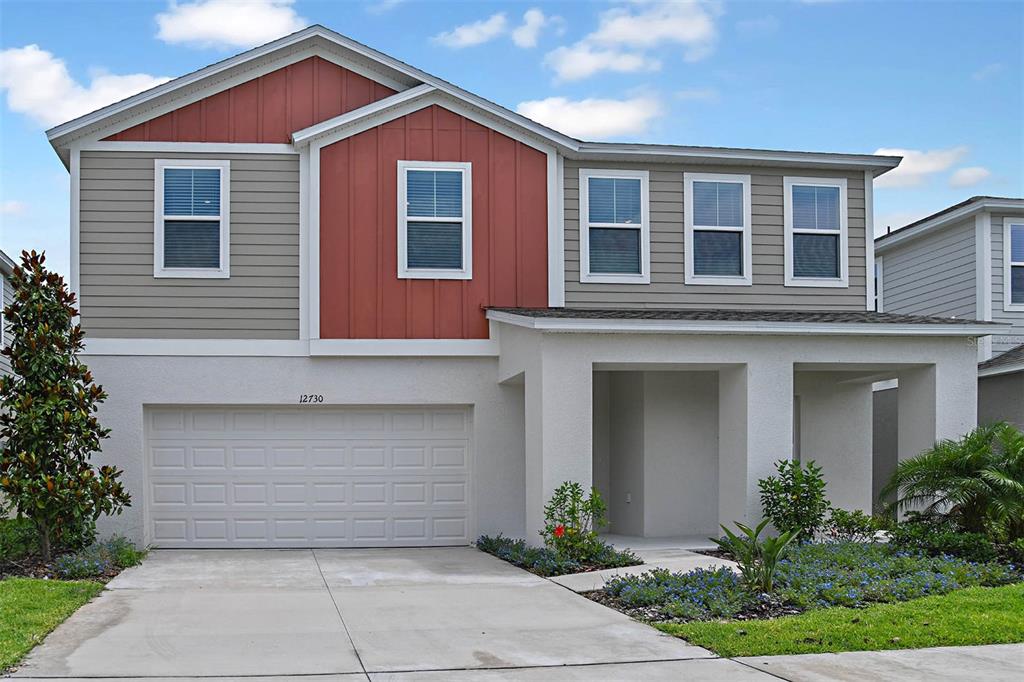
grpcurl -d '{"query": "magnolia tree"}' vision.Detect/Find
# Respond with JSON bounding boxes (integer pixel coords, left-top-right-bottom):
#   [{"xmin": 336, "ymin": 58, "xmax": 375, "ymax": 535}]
[{"xmin": 0, "ymin": 251, "xmax": 130, "ymax": 561}]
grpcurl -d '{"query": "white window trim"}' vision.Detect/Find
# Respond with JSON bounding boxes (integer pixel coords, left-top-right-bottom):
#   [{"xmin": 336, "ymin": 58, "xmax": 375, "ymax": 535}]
[
  {"xmin": 784, "ymin": 176, "xmax": 848, "ymax": 288},
  {"xmin": 1004, "ymin": 218, "xmax": 1024, "ymax": 312},
  {"xmin": 578, "ymin": 168, "xmax": 650, "ymax": 284},
  {"xmin": 684, "ymin": 172, "xmax": 752, "ymax": 286},
  {"xmin": 153, "ymin": 159, "xmax": 230, "ymax": 279},
  {"xmin": 397, "ymin": 160, "xmax": 473, "ymax": 280}
]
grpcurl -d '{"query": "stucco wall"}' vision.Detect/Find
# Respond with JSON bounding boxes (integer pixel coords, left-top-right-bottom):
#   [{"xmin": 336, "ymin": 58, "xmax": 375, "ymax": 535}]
[
  {"xmin": 83, "ymin": 355, "xmax": 525, "ymax": 545},
  {"xmin": 979, "ymin": 372, "xmax": 1024, "ymax": 429}
]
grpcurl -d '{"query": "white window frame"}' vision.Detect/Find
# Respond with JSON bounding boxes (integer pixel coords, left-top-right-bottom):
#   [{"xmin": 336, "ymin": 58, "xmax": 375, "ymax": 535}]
[
  {"xmin": 397, "ymin": 160, "xmax": 473, "ymax": 280},
  {"xmin": 153, "ymin": 159, "xmax": 230, "ymax": 279},
  {"xmin": 578, "ymin": 168, "xmax": 650, "ymax": 284},
  {"xmin": 1004, "ymin": 218, "xmax": 1024, "ymax": 312},
  {"xmin": 784, "ymin": 176, "xmax": 848, "ymax": 288},
  {"xmin": 684, "ymin": 172, "xmax": 752, "ymax": 286}
]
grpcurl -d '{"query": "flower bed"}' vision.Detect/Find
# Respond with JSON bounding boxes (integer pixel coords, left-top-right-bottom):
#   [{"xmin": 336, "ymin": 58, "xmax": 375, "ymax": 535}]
[
  {"xmin": 594, "ymin": 541, "xmax": 1021, "ymax": 623},
  {"xmin": 477, "ymin": 534, "xmax": 641, "ymax": 577},
  {"xmin": 1, "ymin": 519, "xmax": 146, "ymax": 582}
]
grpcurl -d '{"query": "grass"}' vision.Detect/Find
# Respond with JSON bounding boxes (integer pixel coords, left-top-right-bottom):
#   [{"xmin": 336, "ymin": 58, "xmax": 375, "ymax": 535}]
[
  {"xmin": 656, "ymin": 583, "xmax": 1024, "ymax": 657},
  {"xmin": 0, "ymin": 578, "xmax": 103, "ymax": 671}
]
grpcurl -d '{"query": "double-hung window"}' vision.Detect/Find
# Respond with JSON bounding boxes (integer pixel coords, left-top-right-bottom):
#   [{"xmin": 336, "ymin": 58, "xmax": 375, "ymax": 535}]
[
  {"xmin": 1005, "ymin": 219, "xmax": 1024, "ymax": 310},
  {"xmin": 397, "ymin": 161, "xmax": 472, "ymax": 279},
  {"xmin": 579, "ymin": 169, "xmax": 650, "ymax": 284},
  {"xmin": 154, "ymin": 159, "xmax": 230, "ymax": 278},
  {"xmin": 684, "ymin": 173, "xmax": 752, "ymax": 285},
  {"xmin": 784, "ymin": 177, "xmax": 848, "ymax": 287}
]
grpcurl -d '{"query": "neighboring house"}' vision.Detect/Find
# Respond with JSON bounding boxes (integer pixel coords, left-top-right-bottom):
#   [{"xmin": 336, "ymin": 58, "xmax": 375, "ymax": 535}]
[
  {"xmin": 874, "ymin": 197, "xmax": 1024, "ymax": 433},
  {"xmin": 45, "ymin": 26, "xmax": 994, "ymax": 549},
  {"xmin": 0, "ymin": 249, "xmax": 13, "ymax": 376}
]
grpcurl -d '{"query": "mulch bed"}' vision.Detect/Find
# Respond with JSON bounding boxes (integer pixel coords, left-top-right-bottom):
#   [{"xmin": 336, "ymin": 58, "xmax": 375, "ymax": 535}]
[
  {"xmin": 694, "ymin": 548, "xmax": 733, "ymax": 560},
  {"xmin": 583, "ymin": 589, "xmax": 804, "ymax": 624},
  {"xmin": 1, "ymin": 556, "xmax": 124, "ymax": 583}
]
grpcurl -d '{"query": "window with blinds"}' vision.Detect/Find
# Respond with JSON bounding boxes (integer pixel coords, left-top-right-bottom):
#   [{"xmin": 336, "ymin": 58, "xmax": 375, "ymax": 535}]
[
  {"xmin": 1009, "ymin": 223, "xmax": 1024, "ymax": 306},
  {"xmin": 154, "ymin": 160, "xmax": 230, "ymax": 278},
  {"xmin": 684, "ymin": 173, "xmax": 751, "ymax": 285},
  {"xmin": 398, "ymin": 162, "xmax": 472, "ymax": 279},
  {"xmin": 579, "ymin": 169, "xmax": 650, "ymax": 283},
  {"xmin": 784, "ymin": 177, "xmax": 847, "ymax": 287}
]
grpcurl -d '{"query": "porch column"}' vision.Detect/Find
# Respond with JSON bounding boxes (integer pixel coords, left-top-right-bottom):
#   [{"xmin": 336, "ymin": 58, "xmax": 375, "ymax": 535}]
[
  {"xmin": 897, "ymin": 359, "xmax": 977, "ymax": 464},
  {"xmin": 718, "ymin": 360, "xmax": 794, "ymax": 529},
  {"xmin": 524, "ymin": 342, "xmax": 593, "ymax": 538},
  {"xmin": 795, "ymin": 373, "xmax": 873, "ymax": 512}
]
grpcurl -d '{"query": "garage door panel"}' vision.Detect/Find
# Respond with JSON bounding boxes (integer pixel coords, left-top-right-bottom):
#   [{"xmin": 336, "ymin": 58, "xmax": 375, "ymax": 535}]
[{"xmin": 146, "ymin": 406, "xmax": 471, "ymax": 548}]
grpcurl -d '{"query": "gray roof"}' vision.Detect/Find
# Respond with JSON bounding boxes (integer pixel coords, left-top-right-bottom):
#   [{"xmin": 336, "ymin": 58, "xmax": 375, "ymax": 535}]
[
  {"xmin": 488, "ymin": 307, "xmax": 1001, "ymax": 326},
  {"xmin": 980, "ymin": 343, "xmax": 1024, "ymax": 372}
]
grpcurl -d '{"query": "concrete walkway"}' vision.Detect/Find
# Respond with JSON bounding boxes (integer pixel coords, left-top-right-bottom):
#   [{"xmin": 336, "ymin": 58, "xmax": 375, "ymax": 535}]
[{"xmin": 548, "ymin": 546, "xmax": 736, "ymax": 592}]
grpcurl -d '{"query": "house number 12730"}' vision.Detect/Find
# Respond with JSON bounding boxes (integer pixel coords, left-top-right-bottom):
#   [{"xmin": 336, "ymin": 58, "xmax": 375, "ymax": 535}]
[{"xmin": 299, "ymin": 394, "xmax": 324, "ymax": 404}]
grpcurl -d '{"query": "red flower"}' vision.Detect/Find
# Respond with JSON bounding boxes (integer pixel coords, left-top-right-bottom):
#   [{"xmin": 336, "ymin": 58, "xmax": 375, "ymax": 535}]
[{"xmin": 554, "ymin": 525, "xmax": 565, "ymax": 538}]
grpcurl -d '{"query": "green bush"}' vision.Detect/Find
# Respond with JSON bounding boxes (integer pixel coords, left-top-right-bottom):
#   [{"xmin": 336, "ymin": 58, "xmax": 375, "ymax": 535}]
[
  {"xmin": 0, "ymin": 517, "xmax": 37, "ymax": 561},
  {"xmin": 51, "ymin": 535, "xmax": 147, "ymax": 579},
  {"xmin": 758, "ymin": 459, "xmax": 830, "ymax": 540},
  {"xmin": 888, "ymin": 512, "xmax": 998, "ymax": 563},
  {"xmin": 540, "ymin": 481, "xmax": 609, "ymax": 563},
  {"xmin": 823, "ymin": 508, "xmax": 880, "ymax": 543},
  {"xmin": 882, "ymin": 422, "xmax": 1024, "ymax": 541},
  {"xmin": 713, "ymin": 518, "xmax": 797, "ymax": 593},
  {"xmin": 1003, "ymin": 538, "xmax": 1024, "ymax": 565}
]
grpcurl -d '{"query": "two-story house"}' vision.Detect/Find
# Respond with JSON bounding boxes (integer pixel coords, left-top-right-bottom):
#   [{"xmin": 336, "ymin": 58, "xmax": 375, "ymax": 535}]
[
  {"xmin": 45, "ymin": 26, "xmax": 994, "ymax": 549},
  {"xmin": 875, "ymin": 197, "xmax": 1024, "ymax": 437}
]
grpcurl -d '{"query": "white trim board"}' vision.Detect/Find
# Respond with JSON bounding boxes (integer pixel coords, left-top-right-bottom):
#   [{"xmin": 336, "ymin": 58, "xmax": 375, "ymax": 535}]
[
  {"xmin": 82, "ymin": 337, "xmax": 500, "ymax": 357},
  {"xmin": 876, "ymin": 198, "xmax": 1024, "ymax": 252},
  {"xmin": 976, "ymin": 213, "xmax": 994, "ymax": 362},
  {"xmin": 979, "ymin": 362, "xmax": 1024, "ymax": 378},
  {"xmin": 864, "ymin": 170, "xmax": 875, "ymax": 310},
  {"xmin": 486, "ymin": 310, "xmax": 1005, "ymax": 337}
]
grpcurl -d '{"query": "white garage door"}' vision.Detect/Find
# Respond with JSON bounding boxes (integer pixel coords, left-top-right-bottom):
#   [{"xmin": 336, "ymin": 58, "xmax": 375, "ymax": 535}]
[{"xmin": 145, "ymin": 406, "xmax": 471, "ymax": 548}]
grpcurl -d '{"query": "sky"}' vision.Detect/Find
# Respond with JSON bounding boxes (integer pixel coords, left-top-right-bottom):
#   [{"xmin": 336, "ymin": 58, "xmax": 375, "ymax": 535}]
[{"xmin": 1, "ymin": 0, "xmax": 1021, "ymax": 276}]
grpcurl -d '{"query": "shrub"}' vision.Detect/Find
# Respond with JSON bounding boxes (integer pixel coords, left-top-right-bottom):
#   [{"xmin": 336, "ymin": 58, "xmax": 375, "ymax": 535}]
[
  {"xmin": 823, "ymin": 508, "xmax": 879, "ymax": 543},
  {"xmin": 477, "ymin": 534, "xmax": 639, "ymax": 577},
  {"xmin": 713, "ymin": 518, "xmax": 797, "ymax": 593},
  {"xmin": 51, "ymin": 535, "xmax": 147, "ymax": 579},
  {"xmin": 0, "ymin": 251, "xmax": 131, "ymax": 561},
  {"xmin": 758, "ymin": 459, "xmax": 830, "ymax": 540},
  {"xmin": 888, "ymin": 512, "xmax": 999, "ymax": 563},
  {"xmin": 540, "ymin": 481, "xmax": 608, "ymax": 562},
  {"xmin": 0, "ymin": 517, "xmax": 38, "ymax": 561},
  {"xmin": 605, "ymin": 567, "xmax": 752, "ymax": 621},
  {"xmin": 881, "ymin": 422, "xmax": 1024, "ymax": 541},
  {"xmin": 1003, "ymin": 538, "xmax": 1024, "ymax": 565}
]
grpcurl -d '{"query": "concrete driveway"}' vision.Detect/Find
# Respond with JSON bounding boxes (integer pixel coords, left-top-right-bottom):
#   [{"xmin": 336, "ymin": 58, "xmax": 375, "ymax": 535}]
[{"xmin": 11, "ymin": 547, "xmax": 768, "ymax": 681}]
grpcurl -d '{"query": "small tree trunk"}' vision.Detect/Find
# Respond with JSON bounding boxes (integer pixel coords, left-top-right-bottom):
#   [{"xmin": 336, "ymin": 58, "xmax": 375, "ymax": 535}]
[{"xmin": 38, "ymin": 519, "xmax": 52, "ymax": 563}]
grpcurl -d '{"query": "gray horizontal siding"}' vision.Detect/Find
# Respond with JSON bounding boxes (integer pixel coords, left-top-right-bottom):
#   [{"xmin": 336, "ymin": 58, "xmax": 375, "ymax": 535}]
[
  {"xmin": 881, "ymin": 216, "xmax": 977, "ymax": 320},
  {"xmin": 79, "ymin": 151, "xmax": 299, "ymax": 340},
  {"xmin": 991, "ymin": 213, "xmax": 1024, "ymax": 355},
  {"xmin": 0, "ymin": 273, "xmax": 12, "ymax": 375},
  {"xmin": 563, "ymin": 160, "xmax": 868, "ymax": 310}
]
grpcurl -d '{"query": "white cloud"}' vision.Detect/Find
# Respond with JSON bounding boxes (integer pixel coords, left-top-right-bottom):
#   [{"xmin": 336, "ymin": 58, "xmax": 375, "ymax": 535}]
[
  {"xmin": 972, "ymin": 63, "xmax": 1003, "ymax": 81},
  {"xmin": 516, "ymin": 96, "xmax": 663, "ymax": 139},
  {"xmin": 676, "ymin": 87, "xmax": 719, "ymax": 102},
  {"xmin": 0, "ymin": 45, "xmax": 170, "ymax": 128},
  {"xmin": 950, "ymin": 166, "xmax": 992, "ymax": 188},
  {"xmin": 512, "ymin": 8, "xmax": 551, "ymax": 48},
  {"xmin": 873, "ymin": 146, "xmax": 969, "ymax": 188},
  {"xmin": 156, "ymin": 0, "xmax": 306, "ymax": 49},
  {"xmin": 736, "ymin": 15, "xmax": 780, "ymax": 35},
  {"xmin": 432, "ymin": 13, "xmax": 508, "ymax": 48},
  {"xmin": 545, "ymin": 43, "xmax": 660, "ymax": 81},
  {"xmin": 1, "ymin": 200, "xmax": 27, "ymax": 215},
  {"xmin": 588, "ymin": 1, "xmax": 719, "ymax": 62}
]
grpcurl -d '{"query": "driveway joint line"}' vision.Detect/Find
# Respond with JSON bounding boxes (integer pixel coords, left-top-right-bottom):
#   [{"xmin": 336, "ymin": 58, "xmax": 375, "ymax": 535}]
[
  {"xmin": 729, "ymin": 658, "xmax": 798, "ymax": 682},
  {"xmin": 357, "ymin": 654, "xmax": 725, "ymax": 675},
  {"xmin": 311, "ymin": 548, "xmax": 370, "ymax": 681}
]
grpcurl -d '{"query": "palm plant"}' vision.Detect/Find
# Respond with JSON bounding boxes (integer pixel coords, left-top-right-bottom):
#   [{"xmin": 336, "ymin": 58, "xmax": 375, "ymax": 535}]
[{"xmin": 881, "ymin": 422, "xmax": 1024, "ymax": 541}]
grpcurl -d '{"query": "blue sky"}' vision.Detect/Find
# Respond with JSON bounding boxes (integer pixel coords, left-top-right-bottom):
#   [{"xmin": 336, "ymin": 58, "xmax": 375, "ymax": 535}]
[{"xmin": 1, "ymin": 0, "xmax": 1021, "ymax": 276}]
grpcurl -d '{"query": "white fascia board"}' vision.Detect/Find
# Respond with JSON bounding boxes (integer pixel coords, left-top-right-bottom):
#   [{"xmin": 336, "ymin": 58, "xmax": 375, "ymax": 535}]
[
  {"xmin": 486, "ymin": 310, "xmax": 1006, "ymax": 337},
  {"xmin": 978, "ymin": 362, "xmax": 1024, "ymax": 378},
  {"xmin": 310, "ymin": 339, "xmax": 499, "ymax": 357},
  {"xmin": 82, "ymin": 339, "xmax": 311, "ymax": 357},
  {"xmin": 876, "ymin": 199, "xmax": 1024, "ymax": 253},
  {"xmin": 291, "ymin": 84, "xmax": 435, "ymax": 145}
]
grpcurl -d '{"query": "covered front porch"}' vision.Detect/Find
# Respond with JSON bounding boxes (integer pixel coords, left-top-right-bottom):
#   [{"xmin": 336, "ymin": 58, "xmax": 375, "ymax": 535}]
[{"xmin": 491, "ymin": 308, "xmax": 993, "ymax": 539}]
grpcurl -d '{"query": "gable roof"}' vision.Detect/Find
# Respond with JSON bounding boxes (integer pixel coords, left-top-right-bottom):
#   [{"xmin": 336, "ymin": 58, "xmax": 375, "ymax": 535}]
[
  {"xmin": 47, "ymin": 24, "xmax": 902, "ymax": 175},
  {"xmin": 875, "ymin": 196, "xmax": 1024, "ymax": 252}
]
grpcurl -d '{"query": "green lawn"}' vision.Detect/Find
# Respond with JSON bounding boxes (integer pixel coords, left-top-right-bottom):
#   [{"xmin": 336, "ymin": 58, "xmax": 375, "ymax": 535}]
[
  {"xmin": 657, "ymin": 584, "xmax": 1024, "ymax": 657},
  {"xmin": 0, "ymin": 578, "xmax": 103, "ymax": 671}
]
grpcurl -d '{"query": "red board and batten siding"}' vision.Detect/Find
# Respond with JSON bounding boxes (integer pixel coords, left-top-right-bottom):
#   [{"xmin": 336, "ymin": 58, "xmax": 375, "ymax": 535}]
[
  {"xmin": 319, "ymin": 105, "xmax": 548, "ymax": 339},
  {"xmin": 105, "ymin": 57, "xmax": 396, "ymax": 142}
]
